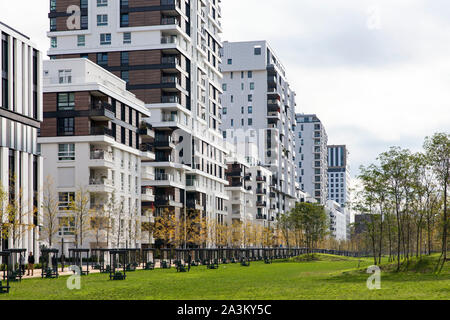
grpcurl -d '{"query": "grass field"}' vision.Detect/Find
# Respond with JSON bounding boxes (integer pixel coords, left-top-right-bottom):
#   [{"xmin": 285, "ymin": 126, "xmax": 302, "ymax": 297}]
[{"xmin": 0, "ymin": 254, "xmax": 448, "ymax": 300}]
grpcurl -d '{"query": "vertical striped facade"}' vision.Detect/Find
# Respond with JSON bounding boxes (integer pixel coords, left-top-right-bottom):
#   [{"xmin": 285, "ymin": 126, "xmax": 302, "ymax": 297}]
[{"xmin": 0, "ymin": 22, "xmax": 43, "ymax": 254}]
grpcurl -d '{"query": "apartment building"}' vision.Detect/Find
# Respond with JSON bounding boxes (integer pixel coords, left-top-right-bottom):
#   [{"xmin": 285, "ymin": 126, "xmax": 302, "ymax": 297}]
[
  {"xmin": 39, "ymin": 58, "xmax": 155, "ymax": 251},
  {"xmin": 47, "ymin": 0, "xmax": 229, "ymax": 244},
  {"xmin": 326, "ymin": 200, "xmax": 347, "ymax": 241},
  {"xmin": 0, "ymin": 22, "xmax": 43, "ymax": 254},
  {"xmin": 221, "ymin": 41, "xmax": 298, "ymax": 220},
  {"xmin": 224, "ymin": 148, "xmax": 253, "ymax": 225},
  {"xmin": 295, "ymin": 114, "xmax": 328, "ymax": 205},
  {"xmin": 327, "ymin": 145, "xmax": 351, "ymax": 240}
]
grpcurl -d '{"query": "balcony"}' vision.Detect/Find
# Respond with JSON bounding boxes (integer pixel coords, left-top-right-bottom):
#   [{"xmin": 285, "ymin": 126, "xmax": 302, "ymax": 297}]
[
  {"xmin": 256, "ymin": 201, "xmax": 267, "ymax": 207},
  {"xmin": 141, "ymin": 168, "xmax": 155, "ymax": 181},
  {"xmin": 226, "ymin": 169, "xmax": 242, "ymax": 177},
  {"xmin": 161, "ymin": 35, "xmax": 178, "ymax": 45},
  {"xmin": 154, "ymin": 135, "xmax": 175, "ymax": 149},
  {"xmin": 90, "ymin": 100, "xmax": 115, "ymax": 121},
  {"xmin": 90, "ymin": 126, "xmax": 113, "ymax": 137},
  {"xmin": 155, "ymin": 194, "xmax": 180, "ymax": 207},
  {"xmin": 161, "ymin": 17, "xmax": 180, "ymax": 26},
  {"xmin": 161, "ymin": 95, "xmax": 180, "ymax": 104},
  {"xmin": 138, "ymin": 122, "xmax": 155, "ymax": 141},
  {"xmin": 187, "ymin": 199, "xmax": 203, "ymax": 211},
  {"xmin": 256, "ymin": 176, "xmax": 267, "ymax": 182},
  {"xmin": 88, "ymin": 177, "xmax": 114, "ymax": 194},
  {"xmin": 141, "ymin": 187, "xmax": 155, "ymax": 202},
  {"xmin": 89, "ymin": 149, "xmax": 114, "ymax": 168},
  {"xmin": 256, "ymin": 188, "xmax": 267, "ymax": 195}
]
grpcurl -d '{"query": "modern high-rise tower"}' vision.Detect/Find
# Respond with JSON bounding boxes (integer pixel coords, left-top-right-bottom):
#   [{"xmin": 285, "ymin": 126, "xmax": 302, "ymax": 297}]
[{"xmin": 294, "ymin": 114, "xmax": 328, "ymax": 205}]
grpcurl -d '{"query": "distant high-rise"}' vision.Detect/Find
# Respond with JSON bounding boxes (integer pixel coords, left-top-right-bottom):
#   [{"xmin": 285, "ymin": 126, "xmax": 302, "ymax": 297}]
[
  {"xmin": 327, "ymin": 145, "xmax": 351, "ymax": 240},
  {"xmin": 220, "ymin": 40, "xmax": 298, "ymax": 220},
  {"xmin": 294, "ymin": 114, "xmax": 328, "ymax": 205}
]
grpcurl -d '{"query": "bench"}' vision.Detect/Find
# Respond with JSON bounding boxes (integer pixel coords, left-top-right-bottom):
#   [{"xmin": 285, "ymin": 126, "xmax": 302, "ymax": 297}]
[
  {"xmin": 240, "ymin": 260, "xmax": 251, "ymax": 267},
  {"xmin": 110, "ymin": 272, "xmax": 126, "ymax": 281},
  {"xmin": 42, "ymin": 268, "xmax": 58, "ymax": 279},
  {"xmin": 0, "ymin": 281, "xmax": 10, "ymax": 294},
  {"xmin": 145, "ymin": 262, "xmax": 155, "ymax": 270},
  {"xmin": 100, "ymin": 265, "xmax": 111, "ymax": 274}
]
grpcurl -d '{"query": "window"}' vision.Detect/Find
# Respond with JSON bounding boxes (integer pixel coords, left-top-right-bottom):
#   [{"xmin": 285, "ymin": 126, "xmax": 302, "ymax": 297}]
[
  {"xmin": 58, "ymin": 192, "xmax": 75, "ymax": 210},
  {"xmin": 50, "ymin": 0, "xmax": 56, "ymax": 12},
  {"xmin": 248, "ymin": 118, "xmax": 253, "ymax": 126},
  {"xmin": 120, "ymin": 52, "xmax": 129, "ymax": 65},
  {"xmin": 97, "ymin": 0, "xmax": 108, "ymax": 6},
  {"xmin": 97, "ymin": 53, "xmax": 108, "ymax": 67},
  {"xmin": 50, "ymin": 37, "xmax": 57, "ymax": 48},
  {"xmin": 58, "ymin": 70, "xmax": 72, "ymax": 84},
  {"xmin": 223, "ymin": 107, "xmax": 227, "ymax": 115},
  {"xmin": 80, "ymin": 0, "xmax": 88, "ymax": 9},
  {"xmin": 230, "ymin": 95, "xmax": 234, "ymax": 103},
  {"xmin": 248, "ymin": 106, "xmax": 252, "ymax": 114},
  {"xmin": 81, "ymin": 16, "xmax": 89, "ymax": 29},
  {"xmin": 100, "ymin": 33, "xmax": 111, "ymax": 45},
  {"xmin": 248, "ymin": 71, "xmax": 253, "ymax": 78},
  {"xmin": 121, "ymin": 71, "xmax": 129, "ymax": 84},
  {"xmin": 241, "ymin": 106, "xmax": 244, "ymax": 114},
  {"xmin": 77, "ymin": 35, "xmax": 85, "ymax": 47},
  {"xmin": 57, "ymin": 93, "xmax": 75, "ymax": 111},
  {"xmin": 250, "ymin": 82, "xmax": 255, "ymax": 90},
  {"xmin": 120, "ymin": 0, "xmax": 129, "ymax": 6},
  {"xmin": 50, "ymin": 18, "xmax": 56, "ymax": 31},
  {"xmin": 230, "ymin": 119, "xmax": 234, "ymax": 126},
  {"xmin": 58, "ymin": 217, "xmax": 75, "ymax": 236},
  {"xmin": 58, "ymin": 144, "xmax": 75, "ymax": 161},
  {"xmin": 222, "ymin": 83, "xmax": 227, "ymax": 91},
  {"xmin": 248, "ymin": 95, "xmax": 253, "ymax": 102},
  {"xmin": 227, "ymin": 59, "xmax": 232, "ymax": 65},
  {"xmin": 57, "ymin": 118, "xmax": 75, "ymax": 136},
  {"xmin": 120, "ymin": 14, "xmax": 129, "ymax": 27},
  {"xmin": 241, "ymin": 83, "xmax": 244, "ymax": 90},
  {"xmin": 97, "ymin": 15, "xmax": 108, "ymax": 26},
  {"xmin": 254, "ymin": 47, "xmax": 261, "ymax": 55},
  {"xmin": 123, "ymin": 32, "xmax": 131, "ymax": 44}
]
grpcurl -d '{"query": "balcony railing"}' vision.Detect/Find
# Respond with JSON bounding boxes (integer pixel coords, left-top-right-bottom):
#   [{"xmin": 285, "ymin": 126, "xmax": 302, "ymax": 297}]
[
  {"xmin": 90, "ymin": 127, "xmax": 113, "ymax": 137},
  {"xmin": 90, "ymin": 150, "xmax": 113, "ymax": 161},
  {"xmin": 140, "ymin": 143, "xmax": 154, "ymax": 153},
  {"xmin": 161, "ymin": 56, "xmax": 180, "ymax": 65},
  {"xmin": 161, "ymin": 17, "xmax": 180, "ymax": 26},
  {"xmin": 161, "ymin": 96, "xmax": 180, "ymax": 104}
]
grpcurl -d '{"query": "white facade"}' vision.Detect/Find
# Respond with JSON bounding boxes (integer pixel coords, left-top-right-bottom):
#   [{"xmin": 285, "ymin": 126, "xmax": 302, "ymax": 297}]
[
  {"xmin": 221, "ymin": 41, "xmax": 298, "ymax": 219},
  {"xmin": 0, "ymin": 22, "xmax": 43, "ymax": 255},
  {"xmin": 39, "ymin": 58, "xmax": 155, "ymax": 252},
  {"xmin": 327, "ymin": 145, "xmax": 352, "ymax": 240},
  {"xmin": 326, "ymin": 200, "xmax": 347, "ymax": 241},
  {"xmin": 295, "ymin": 114, "xmax": 328, "ymax": 205}
]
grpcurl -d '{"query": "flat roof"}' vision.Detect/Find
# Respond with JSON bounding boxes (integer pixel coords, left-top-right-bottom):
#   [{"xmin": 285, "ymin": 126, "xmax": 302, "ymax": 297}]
[{"xmin": 0, "ymin": 21, "xmax": 30, "ymax": 40}]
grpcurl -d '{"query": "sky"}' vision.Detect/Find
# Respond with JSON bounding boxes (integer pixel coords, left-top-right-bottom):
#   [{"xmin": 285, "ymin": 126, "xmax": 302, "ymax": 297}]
[{"xmin": 1, "ymin": 0, "xmax": 449, "ymax": 178}]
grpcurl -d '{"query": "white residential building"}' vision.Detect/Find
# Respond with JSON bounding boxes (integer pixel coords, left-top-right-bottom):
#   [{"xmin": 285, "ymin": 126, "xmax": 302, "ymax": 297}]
[
  {"xmin": 295, "ymin": 114, "xmax": 328, "ymax": 205},
  {"xmin": 39, "ymin": 58, "xmax": 155, "ymax": 252},
  {"xmin": 0, "ymin": 22, "xmax": 43, "ymax": 254},
  {"xmin": 326, "ymin": 200, "xmax": 347, "ymax": 241},
  {"xmin": 221, "ymin": 40, "xmax": 298, "ymax": 220}
]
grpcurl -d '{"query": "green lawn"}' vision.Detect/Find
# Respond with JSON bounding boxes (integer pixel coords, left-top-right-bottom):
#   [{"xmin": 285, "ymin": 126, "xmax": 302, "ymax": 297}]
[{"xmin": 1, "ymin": 254, "xmax": 448, "ymax": 300}]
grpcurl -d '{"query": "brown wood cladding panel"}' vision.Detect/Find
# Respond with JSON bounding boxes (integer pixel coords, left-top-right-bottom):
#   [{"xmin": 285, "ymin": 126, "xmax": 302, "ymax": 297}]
[
  {"xmin": 108, "ymin": 52, "xmax": 121, "ymax": 67},
  {"xmin": 129, "ymin": 69, "xmax": 161, "ymax": 86},
  {"xmin": 129, "ymin": 50, "xmax": 162, "ymax": 66},
  {"xmin": 129, "ymin": 0, "xmax": 161, "ymax": 7},
  {"xmin": 75, "ymin": 117, "xmax": 90, "ymax": 135},
  {"xmin": 43, "ymin": 93, "xmax": 57, "ymax": 112},
  {"xmin": 75, "ymin": 92, "xmax": 91, "ymax": 111},
  {"xmin": 56, "ymin": 0, "xmax": 80, "ymax": 12},
  {"xmin": 129, "ymin": 11, "xmax": 161, "ymax": 27},
  {"xmin": 133, "ymin": 89, "xmax": 161, "ymax": 104},
  {"xmin": 40, "ymin": 118, "xmax": 57, "ymax": 137}
]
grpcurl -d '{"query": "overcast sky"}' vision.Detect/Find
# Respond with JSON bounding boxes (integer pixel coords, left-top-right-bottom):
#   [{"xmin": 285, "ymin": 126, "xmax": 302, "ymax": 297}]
[{"xmin": 1, "ymin": 0, "xmax": 449, "ymax": 178}]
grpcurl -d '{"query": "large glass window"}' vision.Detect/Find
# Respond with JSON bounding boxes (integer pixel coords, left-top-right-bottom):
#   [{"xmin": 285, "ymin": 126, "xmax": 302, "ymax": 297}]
[
  {"xmin": 57, "ymin": 93, "xmax": 75, "ymax": 111},
  {"xmin": 57, "ymin": 118, "xmax": 75, "ymax": 136},
  {"xmin": 58, "ymin": 192, "xmax": 75, "ymax": 210},
  {"xmin": 58, "ymin": 144, "xmax": 75, "ymax": 161}
]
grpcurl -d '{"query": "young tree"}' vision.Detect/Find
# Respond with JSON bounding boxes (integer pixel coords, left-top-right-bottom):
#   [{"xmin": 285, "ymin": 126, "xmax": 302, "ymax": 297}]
[
  {"xmin": 40, "ymin": 177, "xmax": 60, "ymax": 248},
  {"xmin": 424, "ymin": 132, "xmax": 450, "ymax": 270},
  {"xmin": 68, "ymin": 186, "xmax": 92, "ymax": 248}
]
